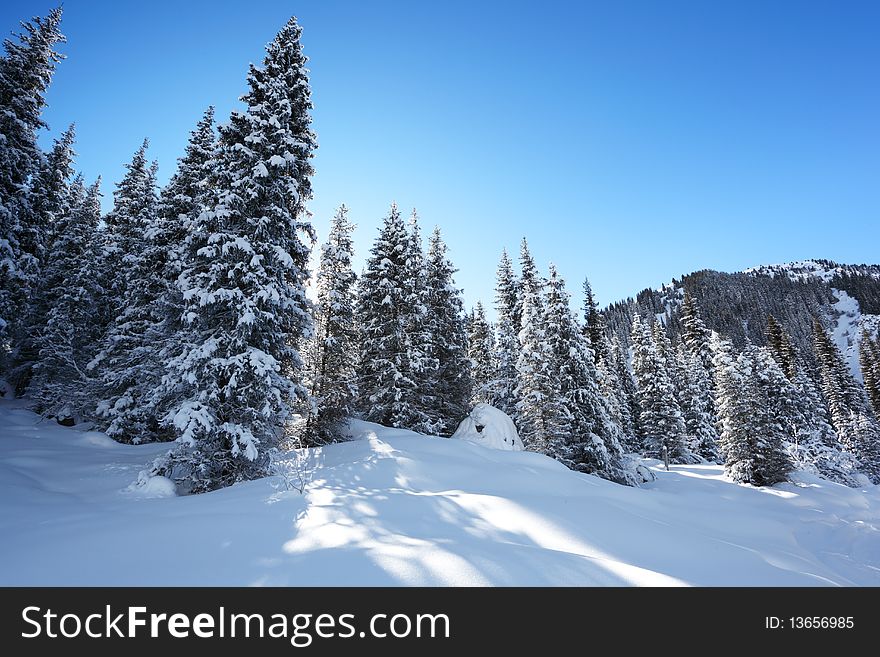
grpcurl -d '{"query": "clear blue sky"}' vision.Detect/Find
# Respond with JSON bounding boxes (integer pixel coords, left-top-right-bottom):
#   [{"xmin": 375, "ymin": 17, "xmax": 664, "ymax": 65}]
[{"xmin": 3, "ymin": 0, "xmax": 879, "ymax": 311}]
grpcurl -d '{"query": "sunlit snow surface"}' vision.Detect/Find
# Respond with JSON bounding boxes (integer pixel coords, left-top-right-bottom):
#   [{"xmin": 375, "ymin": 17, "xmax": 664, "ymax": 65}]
[{"xmin": 1, "ymin": 402, "xmax": 878, "ymax": 586}]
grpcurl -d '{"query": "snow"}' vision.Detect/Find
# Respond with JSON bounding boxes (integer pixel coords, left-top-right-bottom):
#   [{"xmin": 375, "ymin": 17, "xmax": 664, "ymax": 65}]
[
  {"xmin": 129, "ymin": 475, "xmax": 177, "ymax": 499},
  {"xmin": 451, "ymin": 403, "xmax": 523, "ymax": 451},
  {"xmin": 830, "ymin": 288, "xmax": 864, "ymax": 380},
  {"xmin": 1, "ymin": 402, "xmax": 879, "ymax": 586}
]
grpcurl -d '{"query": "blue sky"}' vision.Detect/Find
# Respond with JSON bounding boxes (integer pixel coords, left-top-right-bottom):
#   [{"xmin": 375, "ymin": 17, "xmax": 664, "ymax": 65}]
[{"xmin": 3, "ymin": 0, "xmax": 879, "ymax": 311}]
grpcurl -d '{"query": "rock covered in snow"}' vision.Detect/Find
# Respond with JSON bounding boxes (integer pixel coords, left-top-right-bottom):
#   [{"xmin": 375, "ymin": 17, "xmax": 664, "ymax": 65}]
[{"xmin": 451, "ymin": 403, "xmax": 523, "ymax": 451}]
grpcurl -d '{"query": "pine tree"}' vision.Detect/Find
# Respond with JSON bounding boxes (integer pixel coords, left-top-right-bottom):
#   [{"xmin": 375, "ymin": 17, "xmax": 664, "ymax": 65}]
[
  {"xmin": 519, "ymin": 237, "xmax": 540, "ymax": 298},
  {"xmin": 631, "ymin": 315, "xmax": 692, "ymax": 463},
  {"xmin": 680, "ymin": 291, "xmax": 713, "ymax": 373},
  {"xmin": 0, "ymin": 7, "xmax": 65, "ymax": 372},
  {"xmin": 90, "ymin": 145, "xmax": 164, "ymax": 443},
  {"xmin": 31, "ymin": 178, "xmax": 104, "ymax": 421},
  {"xmin": 149, "ymin": 108, "xmax": 218, "ymax": 425},
  {"xmin": 305, "ymin": 204, "xmax": 358, "ymax": 445},
  {"xmin": 674, "ymin": 344, "xmax": 720, "ymax": 461},
  {"xmin": 490, "ymin": 248, "xmax": 520, "ymax": 418},
  {"xmin": 859, "ymin": 329, "xmax": 880, "ymax": 416},
  {"xmin": 789, "ymin": 365, "xmax": 861, "ymax": 485},
  {"xmin": 467, "ymin": 302, "xmax": 494, "ymax": 405},
  {"xmin": 6, "ymin": 124, "xmax": 76, "ymax": 393},
  {"xmin": 544, "ymin": 265, "xmax": 634, "ymax": 483},
  {"xmin": 356, "ymin": 203, "xmax": 432, "ymax": 432},
  {"xmin": 423, "ymin": 227, "xmax": 471, "ymax": 434},
  {"xmin": 98, "ymin": 140, "xmax": 153, "ymax": 311},
  {"xmin": 152, "ymin": 17, "xmax": 318, "ymax": 492},
  {"xmin": 614, "ymin": 336, "xmax": 642, "ymax": 443},
  {"xmin": 402, "ymin": 210, "xmax": 436, "ymax": 429},
  {"xmin": 515, "ymin": 269, "xmax": 564, "ymax": 454},
  {"xmin": 813, "ymin": 319, "xmax": 880, "ymax": 482},
  {"xmin": 25, "ymin": 123, "xmax": 76, "ymax": 272},
  {"xmin": 745, "ymin": 345, "xmax": 796, "ymax": 482},
  {"xmin": 582, "ymin": 277, "xmax": 611, "ymax": 364},
  {"xmin": 712, "ymin": 336, "xmax": 792, "ymax": 486},
  {"xmin": 766, "ymin": 314, "xmax": 798, "ymax": 380}
]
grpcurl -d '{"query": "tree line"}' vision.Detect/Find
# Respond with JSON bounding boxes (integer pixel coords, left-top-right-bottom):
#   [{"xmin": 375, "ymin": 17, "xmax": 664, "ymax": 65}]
[{"xmin": 1, "ymin": 9, "xmax": 878, "ymax": 494}]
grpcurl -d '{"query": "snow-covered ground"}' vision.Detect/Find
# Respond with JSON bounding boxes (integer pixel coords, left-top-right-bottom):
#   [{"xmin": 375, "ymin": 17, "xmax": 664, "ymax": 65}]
[{"xmin": 1, "ymin": 402, "xmax": 879, "ymax": 586}]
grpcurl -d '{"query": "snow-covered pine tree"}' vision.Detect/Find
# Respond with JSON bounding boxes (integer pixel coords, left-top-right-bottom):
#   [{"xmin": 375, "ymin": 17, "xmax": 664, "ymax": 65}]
[
  {"xmin": 680, "ymin": 291, "xmax": 714, "ymax": 374},
  {"xmin": 156, "ymin": 106, "xmax": 216, "ymax": 321},
  {"xmin": 490, "ymin": 248, "xmax": 520, "ymax": 418},
  {"xmin": 423, "ymin": 227, "xmax": 471, "ymax": 434},
  {"xmin": 152, "ymin": 16, "xmax": 318, "ymax": 492},
  {"xmin": 712, "ymin": 336, "xmax": 792, "ymax": 486},
  {"xmin": 515, "ymin": 267, "xmax": 565, "ymax": 454},
  {"xmin": 356, "ymin": 203, "xmax": 432, "ymax": 432},
  {"xmin": 305, "ymin": 204, "xmax": 358, "ymax": 445},
  {"xmin": 467, "ymin": 302, "xmax": 494, "ymax": 405},
  {"xmin": 859, "ymin": 329, "xmax": 880, "ymax": 416},
  {"xmin": 519, "ymin": 237, "xmax": 540, "ymax": 298},
  {"xmin": 789, "ymin": 365, "xmax": 861, "ymax": 485},
  {"xmin": 90, "ymin": 152, "xmax": 165, "ymax": 443},
  {"xmin": 766, "ymin": 314, "xmax": 798, "ymax": 380},
  {"xmin": 0, "ymin": 7, "xmax": 65, "ymax": 375},
  {"xmin": 97, "ymin": 139, "xmax": 152, "ymax": 310},
  {"xmin": 813, "ymin": 319, "xmax": 880, "ymax": 482},
  {"xmin": 630, "ymin": 314, "xmax": 692, "ymax": 463},
  {"xmin": 544, "ymin": 264, "xmax": 634, "ymax": 483},
  {"xmin": 612, "ymin": 334, "xmax": 641, "ymax": 445},
  {"xmin": 403, "ymin": 210, "xmax": 438, "ymax": 431},
  {"xmin": 745, "ymin": 344, "xmax": 796, "ymax": 482},
  {"xmin": 6, "ymin": 124, "xmax": 76, "ymax": 394},
  {"xmin": 582, "ymin": 277, "xmax": 611, "ymax": 364},
  {"xmin": 150, "ymin": 108, "xmax": 217, "ymax": 422},
  {"xmin": 31, "ymin": 178, "xmax": 104, "ymax": 422},
  {"xmin": 674, "ymin": 343, "xmax": 720, "ymax": 461}
]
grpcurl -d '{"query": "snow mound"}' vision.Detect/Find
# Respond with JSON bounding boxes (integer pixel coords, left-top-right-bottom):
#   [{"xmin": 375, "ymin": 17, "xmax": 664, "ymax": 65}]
[
  {"xmin": 451, "ymin": 403, "xmax": 523, "ymax": 451},
  {"xmin": 129, "ymin": 475, "xmax": 177, "ymax": 498}
]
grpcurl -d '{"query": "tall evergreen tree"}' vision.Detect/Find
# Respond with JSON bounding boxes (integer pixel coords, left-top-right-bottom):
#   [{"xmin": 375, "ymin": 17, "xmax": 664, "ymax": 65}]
[
  {"xmin": 766, "ymin": 314, "xmax": 798, "ymax": 380},
  {"xmin": 305, "ymin": 204, "xmax": 357, "ymax": 445},
  {"xmin": 402, "ymin": 210, "xmax": 436, "ymax": 427},
  {"xmin": 149, "ymin": 109, "xmax": 218, "ymax": 423},
  {"xmin": 712, "ymin": 336, "xmax": 792, "ymax": 486},
  {"xmin": 544, "ymin": 265, "xmax": 634, "ymax": 483},
  {"xmin": 0, "ymin": 7, "xmax": 65, "ymax": 371},
  {"xmin": 90, "ymin": 146, "xmax": 163, "ymax": 443},
  {"xmin": 789, "ymin": 364, "xmax": 861, "ymax": 485},
  {"xmin": 467, "ymin": 302, "xmax": 494, "ymax": 405},
  {"xmin": 31, "ymin": 178, "xmax": 104, "ymax": 421},
  {"xmin": 611, "ymin": 334, "xmax": 641, "ymax": 446},
  {"xmin": 582, "ymin": 277, "xmax": 611, "ymax": 364},
  {"xmin": 356, "ymin": 204, "xmax": 432, "ymax": 432},
  {"xmin": 6, "ymin": 124, "xmax": 76, "ymax": 393},
  {"xmin": 515, "ymin": 269, "xmax": 564, "ymax": 454},
  {"xmin": 813, "ymin": 319, "xmax": 880, "ymax": 482},
  {"xmin": 98, "ymin": 139, "xmax": 153, "ymax": 309},
  {"xmin": 631, "ymin": 315, "xmax": 692, "ymax": 463},
  {"xmin": 859, "ymin": 329, "xmax": 880, "ymax": 416},
  {"xmin": 519, "ymin": 237, "xmax": 540, "ymax": 298},
  {"xmin": 490, "ymin": 248, "xmax": 520, "ymax": 418},
  {"xmin": 680, "ymin": 291, "xmax": 713, "ymax": 373},
  {"xmin": 674, "ymin": 344, "xmax": 720, "ymax": 461},
  {"xmin": 423, "ymin": 227, "xmax": 471, "ymax": 434},
  {"xmin": 151, "ymin": 17, "xmax": 318, "ymax": 492}
]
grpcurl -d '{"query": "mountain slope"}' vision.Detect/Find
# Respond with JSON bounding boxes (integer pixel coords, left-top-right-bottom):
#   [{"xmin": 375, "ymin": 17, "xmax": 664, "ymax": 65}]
[
  {"xmin": 604, "ymin": 259, "xmax": 880, "ymax": 378},
  {"xmin": 1, "ymin": 403, "xmax": 878, "ymax": 586}
]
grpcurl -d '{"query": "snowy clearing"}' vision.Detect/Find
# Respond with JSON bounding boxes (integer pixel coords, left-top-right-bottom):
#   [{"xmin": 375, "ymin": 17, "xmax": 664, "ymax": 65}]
[{"xmin": 1, "ymin": 403, "xmax": 878, "ymax": 586}]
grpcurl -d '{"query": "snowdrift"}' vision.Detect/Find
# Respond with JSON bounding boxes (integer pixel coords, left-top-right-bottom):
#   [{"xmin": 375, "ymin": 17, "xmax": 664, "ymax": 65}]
[
  {"xmin": 451, "ymin": 403, "xmax": 523, "ymax": 451},
  {"xmin": 1, "ymin": 403, "xmax": 879, "ymax": 586}
]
